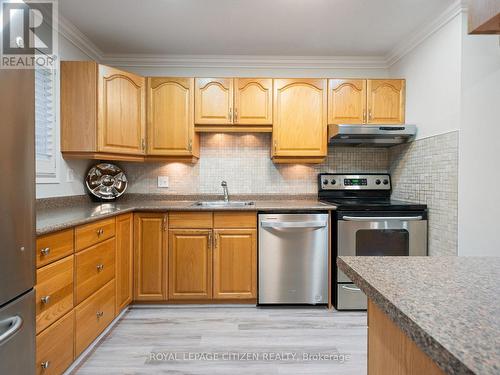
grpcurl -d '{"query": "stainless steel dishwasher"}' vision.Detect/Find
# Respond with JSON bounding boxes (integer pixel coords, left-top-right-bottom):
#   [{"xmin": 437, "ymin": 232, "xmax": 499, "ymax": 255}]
[{"xmin": 258, "ymin": 213, "xmax": 329, "ymax": 305}]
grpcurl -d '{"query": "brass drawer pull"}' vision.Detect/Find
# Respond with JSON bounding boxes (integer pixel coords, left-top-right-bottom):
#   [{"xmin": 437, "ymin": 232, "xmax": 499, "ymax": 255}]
[
  {"xmin": 40, "ymin": 247, "xmax": 50, "ymax": 256},
  {"xmin": 40, "ymin": 295, "xmax": 51, "ymax": 304},
  {"xmin": 96, "ymin": 311, "xmax": 104, "ymax": 318},
  {"xmin": 96, "ymin": 228, "xmax": 104, "ymax": 236},
  {"xmin": 41, "ymin": 361, "xmax": 50, "ymax": 369},
  {"xmin": 96, "ymin": 264, "xmax": 104, "ymax": 272}
]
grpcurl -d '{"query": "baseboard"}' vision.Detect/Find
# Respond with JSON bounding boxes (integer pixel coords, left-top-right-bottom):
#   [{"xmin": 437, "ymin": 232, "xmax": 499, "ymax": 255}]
[{"xmin": 63, "ymin": 307, "xmax": 129, "ymax": 375}]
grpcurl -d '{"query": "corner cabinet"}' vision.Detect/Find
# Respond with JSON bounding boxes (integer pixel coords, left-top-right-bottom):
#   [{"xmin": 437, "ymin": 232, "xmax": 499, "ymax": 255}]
[
  {"xmin": 133, "ymin": 213, "xmax": 168, "ymax": 301},
  {"xmin": 272, "ymin": 78, "xmax": 328, "ymax": 163},
  {"xmin": 194, "ymin": 78, "xmax": 273, "ymax": 132},
  {"xmin": 61, "ymin": 61, "xmax": 146, "ymax": 161},
  {"xmin": 147, "ymin": 77, "xmax": 199, "ymax": 161},
  {"xmin": 327, "ymin": 78, "xmax": 405, "ymax": 125}
]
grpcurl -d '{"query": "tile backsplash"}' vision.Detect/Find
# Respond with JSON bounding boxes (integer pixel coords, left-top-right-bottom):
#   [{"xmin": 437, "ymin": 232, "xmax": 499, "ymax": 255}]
[
  {"xmin": 390, "ymin": 131, "xmax": 459, "ymax": 256},
  {"xmin": 121, "ymin": 133, "xmax": 389, "ymax": 195}
]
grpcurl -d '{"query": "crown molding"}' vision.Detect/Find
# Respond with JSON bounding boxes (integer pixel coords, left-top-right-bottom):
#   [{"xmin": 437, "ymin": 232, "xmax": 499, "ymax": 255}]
[
  {"xmin": 57, "ymin": 14, "xmax": 103, "ymax": 61},
  {"xmin": 385, "ymin": 0, "xmax": 467, "ymax": 67},
  {"xmin": 99, "ymin": 54, "xmax": 388, "ymax": 70},
  {"xmin": 57, "ymin": 0, "xmax": 467, "ymax": 71}
]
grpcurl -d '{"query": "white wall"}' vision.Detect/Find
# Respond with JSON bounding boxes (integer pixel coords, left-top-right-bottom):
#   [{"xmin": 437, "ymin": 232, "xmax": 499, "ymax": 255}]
[
  {"xmin": 389, "ymin": 14, "xmax": 462, "ymax": 140},
  {"xmin": 458, "ymin": 17, "xmax": 500, "ymax": 256},
  {"xmin": 36, "ymin": 33, "xmax": 93, "ymax": 199}
]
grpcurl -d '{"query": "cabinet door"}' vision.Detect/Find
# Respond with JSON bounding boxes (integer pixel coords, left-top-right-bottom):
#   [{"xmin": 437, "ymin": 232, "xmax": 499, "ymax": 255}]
[
  {"xmin": 213, "ymin": 229, "xmax": 256, "ymax": 299},
  {"xmin": 168, "ymin": 230, "xmax": 212, "ymax": 300},
  {"xmin": 147, "ymin": 77, "xmax": 198, "ymax": 156},
  {"xmin": 328, "ymin": 79, "xmax": 366, "ymax": 124},
  {"xmin": 134, "ymin": 213, "xmax": 167, "ymax": 301},
  {"xmin": 234, "ymin": 78, "xmax": 273, "ymax": 125},
  {"xmin": 116, "ymin": 214, "xmax": 133, "ymax": 312},
  {"xmin": 366, "ymin": 79, "xmax": 405, "ymax": 124},
  {"xmin": 98, "ymin": 65, "xmax": 146, "ymax": 154},
  {"xmin": 194, "ymin": 78, "xmax": 233, "ymax": 124},
  {"xmin": 273, "ymin": 79, "xmax": 328, "ymax": 157}
]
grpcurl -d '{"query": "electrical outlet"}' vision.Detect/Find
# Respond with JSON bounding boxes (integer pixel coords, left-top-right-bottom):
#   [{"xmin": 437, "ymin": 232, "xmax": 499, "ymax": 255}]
[{"xmin": 157, "ymin": 176, "xmax": 169, "ymax": 188}]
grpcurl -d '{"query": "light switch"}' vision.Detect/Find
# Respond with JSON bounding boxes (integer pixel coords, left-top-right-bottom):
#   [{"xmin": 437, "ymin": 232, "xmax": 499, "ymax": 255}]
[{"xmin": 157, "ymin": 176, "xmax": 169, "ymax": 188}]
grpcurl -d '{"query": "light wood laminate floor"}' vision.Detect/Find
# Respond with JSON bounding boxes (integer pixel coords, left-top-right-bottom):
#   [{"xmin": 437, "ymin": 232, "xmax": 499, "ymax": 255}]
[{"xmin": 74, "ymin": 306, "xmax": 367, "ymax": 375}]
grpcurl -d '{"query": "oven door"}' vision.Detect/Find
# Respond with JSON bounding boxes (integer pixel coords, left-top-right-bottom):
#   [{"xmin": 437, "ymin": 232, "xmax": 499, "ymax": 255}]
[{"xmin": 337, "ymin": 211, "xmax": 427, "ymax": 283}]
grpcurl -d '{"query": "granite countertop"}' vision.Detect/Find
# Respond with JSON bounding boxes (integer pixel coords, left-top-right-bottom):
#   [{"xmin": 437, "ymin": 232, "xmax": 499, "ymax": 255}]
[
  {"xmin": 337, "ymin": 256, "xmax": 500, "ymax": 375},
  {"xmin": 36, "ymin": 195, "xmax": 335, "ymax": 235}
]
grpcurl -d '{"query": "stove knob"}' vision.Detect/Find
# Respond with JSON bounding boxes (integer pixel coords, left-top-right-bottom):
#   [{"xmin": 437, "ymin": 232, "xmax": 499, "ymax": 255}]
[
  {"xmin": 331, "ymin": 179, "xmax": 336, "ymax": 185},
  {"xmin": 323, "ymin": 179, "xmax": 329, "ymax": 185},
  {"xmin": 375, "ymin": 179, "xmax": 381, "ymax": 185},
  {"xmin": 383, "ymin": 179, "xmax": 389, "ymax": 185}
]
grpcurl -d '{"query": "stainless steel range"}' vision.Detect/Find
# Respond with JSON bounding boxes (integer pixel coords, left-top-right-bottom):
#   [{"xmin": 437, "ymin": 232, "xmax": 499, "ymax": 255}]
[{"xmin": 318, "ymin": 173, "xmax": 428, "ymax": 310}]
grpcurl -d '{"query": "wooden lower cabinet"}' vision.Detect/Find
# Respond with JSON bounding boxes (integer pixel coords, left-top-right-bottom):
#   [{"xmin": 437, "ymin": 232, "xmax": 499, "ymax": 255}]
[
  {"xmin": 368, "ymin": 299, "xmax": 444, "ymax": 375},
  {"xmin": 36, "ymin": 256, "xmax": 74, "ymax": 334},
  {"xmin": 36, "ymin": 310, "xmax": 74, "ymax": 375},
  {"xmin": 75, "ymin": 238, "xmax": 116, "ymax": 304},
  {"xmin": 75, "ymin": 280, "xmax": 116, "ymax": 356},
  {"xmin": 116, "ymin": 213, "xmax": 133, "ymax": 311},
  {"xmin": 168, "ymin": 229, "xmax": 212, "ymax": 300},
  {"xmin": 134, "ymin": 213, "xmax": 168, "ymax": 301},
  {"xmin": 213, "ymin": 229, "xmax": 257, "ymax": 299}
]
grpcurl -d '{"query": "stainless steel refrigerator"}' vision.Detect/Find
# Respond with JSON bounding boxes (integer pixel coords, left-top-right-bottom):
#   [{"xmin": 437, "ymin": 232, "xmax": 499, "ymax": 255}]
[{"xmin": 0, "ymin": 69, "xmax": 36, "ymax": 374}]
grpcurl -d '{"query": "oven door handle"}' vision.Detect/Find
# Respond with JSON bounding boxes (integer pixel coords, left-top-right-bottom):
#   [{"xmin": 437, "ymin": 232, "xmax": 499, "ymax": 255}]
[{"xmin": 341, "ymin": 215, "xmax": 423, "ymax": 221}]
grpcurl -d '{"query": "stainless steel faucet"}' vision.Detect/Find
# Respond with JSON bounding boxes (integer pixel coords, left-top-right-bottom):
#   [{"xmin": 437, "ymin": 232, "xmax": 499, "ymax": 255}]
[{"xmin": 221, "ymin": 181, "xmax": 229, "ymax": 202}]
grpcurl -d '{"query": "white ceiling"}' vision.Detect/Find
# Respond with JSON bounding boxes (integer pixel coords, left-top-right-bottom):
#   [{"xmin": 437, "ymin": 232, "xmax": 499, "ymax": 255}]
[{"xmin": 60, "ymin": 0, "xmax": 456, "ymax": 57}]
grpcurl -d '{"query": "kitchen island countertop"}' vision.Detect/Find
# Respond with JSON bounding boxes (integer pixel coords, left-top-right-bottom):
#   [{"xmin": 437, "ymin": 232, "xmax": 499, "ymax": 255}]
[{"xmin": 337, "ymin": 256, "xmax": 500, "ymax": 375}]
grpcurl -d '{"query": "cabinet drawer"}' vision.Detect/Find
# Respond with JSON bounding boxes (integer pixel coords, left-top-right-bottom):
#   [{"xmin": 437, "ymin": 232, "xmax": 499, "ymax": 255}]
[
  {"xmin": 36, "ymin": 256, "xmax": 74, "ymax": 334},
  {"xmin": 75, "ymin": 218, "xmax": 115, "ymax": 251},
  {"xmin": 75, "ymin": 238, "xmax": 115, "ymax": 304},
  {"xmin": 75, "ymin": 280, "xmax": 115, "ymax": 356},
  {"xmin": 36, "ymin": 310, "xmax": 74, "ymax": 375},
  {"xmin": 36, "ymin": 229, "xmax": 74, "ymax": 268},
  {"xmin": 214, "ymin": 212, "xmax": 256, "ymax": 228},
  {"xmin": 169, "ymin": 212, "xmax": 213, "ymax": 228}
]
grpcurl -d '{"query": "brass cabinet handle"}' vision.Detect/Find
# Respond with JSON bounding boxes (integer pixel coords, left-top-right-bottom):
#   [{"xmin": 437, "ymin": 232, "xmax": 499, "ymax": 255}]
[
  {"xmin": 208, "ymin": 232, "xmax": 212, "ymax": 250},
  {"xmin": 214, "ymin": 233, "xmax": 218, "ymax": 249},
  {"xmin": 229, "ymin": 107, "xmax": 232, "ymax": 122},
  {"xmin": 40, "ymin": 247, "xmax": 50, "ymax": 256},
  {"xmin": 188, "ymin": 139, "xmax": 192, "ymax": 152},
  {"xmin": 141, "ymin": 138, "xmax": 146, "ymax": 151},
  {"xmin": 40, "ymin": 295, "xmax": 51, "ymax": 304},
  {"xmin": 96, "ymin": 311, "xmax": 104, "ymax": 318},
  {"xmin": 41, "ymin": 361, "xmax": 50, "ymax": 369},
  {"xmin": 363, "ymin": 109, "xmax": 367, "ymax": 123},
  {"xmin": 368, "ymin": 109, "xmax": 372, "ymax": 121},
  {"xmin": 234, "ymin": 108, "xmax": 238, "ymax": 123},
  {"xmin": 96, "ymin": 228, "xmax": 104, "ymax": 236},
  {"xmin": 274, "ymin": 141, "xmax": 277, "ymax": 152},
  {"xmin": 96, "ymin": 264, "xmax": 104, "ymax": 272},
  {"xmin": 162, "ymin": 215, "xmax": 168, "ymax": 231}
]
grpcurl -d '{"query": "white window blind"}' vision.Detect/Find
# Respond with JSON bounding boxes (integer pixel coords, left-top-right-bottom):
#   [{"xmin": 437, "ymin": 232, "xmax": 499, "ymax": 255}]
[{"xmin": 35, "ymin": 65, "xmax": 57, "ymax": 180}]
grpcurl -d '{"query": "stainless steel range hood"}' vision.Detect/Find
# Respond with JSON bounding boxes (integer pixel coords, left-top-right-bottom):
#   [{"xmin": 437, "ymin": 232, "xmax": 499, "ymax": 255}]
[{"xmin": 328, "ymin": 124, "xmax": 416, "ymax": 147}]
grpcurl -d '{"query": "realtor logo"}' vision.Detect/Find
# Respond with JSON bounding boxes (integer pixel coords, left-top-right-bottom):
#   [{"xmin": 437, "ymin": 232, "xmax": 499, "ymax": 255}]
[{"xmin": 1, "ymin": 0, "xmax": 58, "ymax": 69}]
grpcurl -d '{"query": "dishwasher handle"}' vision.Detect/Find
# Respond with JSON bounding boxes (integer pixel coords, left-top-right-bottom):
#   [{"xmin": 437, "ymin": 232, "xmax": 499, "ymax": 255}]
[
  {"xmin": 261, "ymin": 221, "xmax": 327, "ymax": 229},
  {"xmin": 341, "ymin": 215, "xmax": 423, "ymax": 222}
]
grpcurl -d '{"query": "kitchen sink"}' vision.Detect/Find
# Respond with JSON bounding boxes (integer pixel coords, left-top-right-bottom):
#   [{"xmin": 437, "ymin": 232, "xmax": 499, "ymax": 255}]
[{"xmin": 192, "ymin": 201, "xmax": 255, "ymax": 208}]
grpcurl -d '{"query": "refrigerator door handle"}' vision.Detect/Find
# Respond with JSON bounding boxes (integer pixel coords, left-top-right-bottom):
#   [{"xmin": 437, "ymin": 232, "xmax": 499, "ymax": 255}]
[{"xmin": 0, "ymin": 316, "xmax": 23, "ymax": 344}]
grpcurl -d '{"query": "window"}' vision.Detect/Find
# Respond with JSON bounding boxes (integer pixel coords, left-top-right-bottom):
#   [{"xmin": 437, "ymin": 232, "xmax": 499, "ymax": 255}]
[{"xmin": 35, "ymin": 64, "xmax": 57, "ymax": 181}]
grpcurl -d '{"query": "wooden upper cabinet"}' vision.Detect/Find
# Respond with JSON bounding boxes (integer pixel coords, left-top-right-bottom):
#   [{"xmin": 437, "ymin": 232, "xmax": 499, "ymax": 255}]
[
  {"xmin": 61, "ymin": 61, "xmax": 146, "ymax": 161},
  {"xmin": 366, "ymin": 79, "xmax": 405, "ymax": 124},
  {"xmin": 213, "ymin": 229, "xmax": 256, "ymax": 300},
  {"xmin": 147, "ymin": 77, "xmax": 199, "ymax": 158},
  {"xmin": 116, "ymin": 214, "xmax": 133, "ymax": 312},
  {"xmin": 98, "ymin": 65, "xmax": 146, "ymax": 154},
  {"xmin": 328, "ymin": 79, "xmax": 366, "ymax": 124},
  {"xmin": 195, "ymin": 78, "xmax": 233, "ymax": 124},
  {"xmin": 272, "ymin": 79, "xmax": 328, "ymax": 160},
  {"xmin": 234, "ymin": 78, "xmax": 273, "ymax": 125},
  {"xmin": 134, "ymin": 213, "xmax": 167, "ymax": 301},
  {"xmin": 168, "ymin": 229, "xmax": 212, "ymax": 300}
]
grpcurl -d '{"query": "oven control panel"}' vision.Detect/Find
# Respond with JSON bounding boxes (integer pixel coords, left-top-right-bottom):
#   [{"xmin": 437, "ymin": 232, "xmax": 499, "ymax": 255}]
[{"xmin": 319, "ymin": 173, "xmax": 391, "ymax": 190}]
